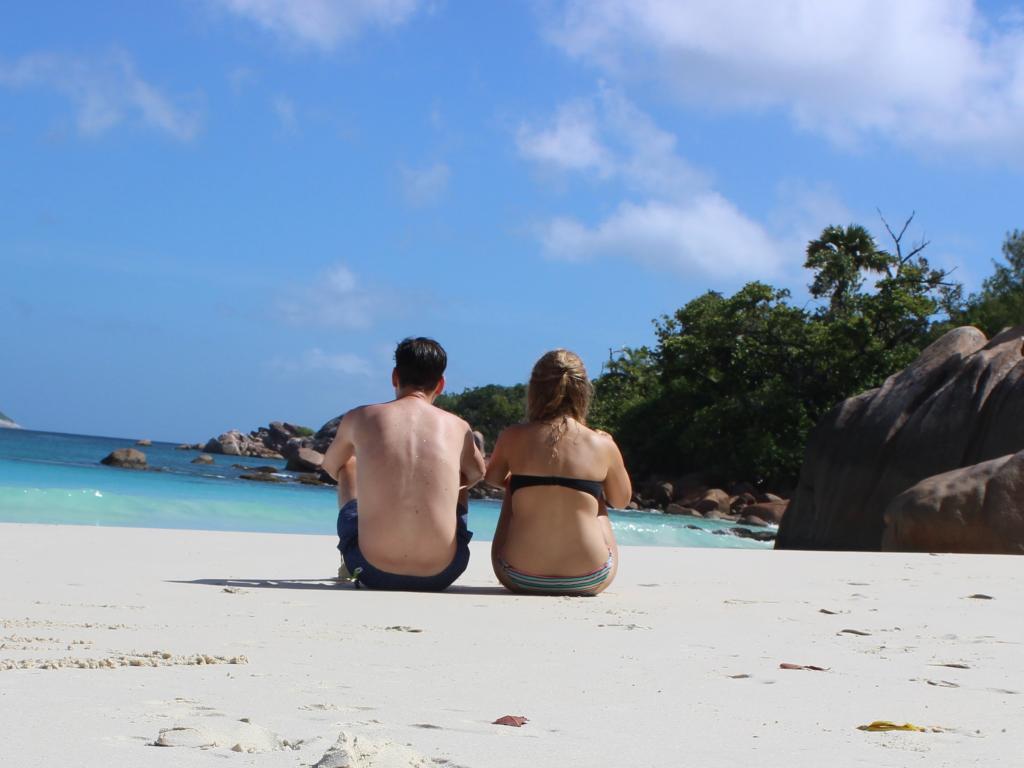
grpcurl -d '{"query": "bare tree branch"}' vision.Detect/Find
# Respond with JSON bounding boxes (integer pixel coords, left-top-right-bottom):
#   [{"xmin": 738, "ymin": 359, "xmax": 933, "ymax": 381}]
[{"xmin": 902, "ymin": 239, "xmax": 931, "ymax": 264}]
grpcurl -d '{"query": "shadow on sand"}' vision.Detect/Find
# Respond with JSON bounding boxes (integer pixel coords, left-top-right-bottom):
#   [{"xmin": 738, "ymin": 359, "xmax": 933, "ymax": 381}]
[{"xmin": 168, "ymin": 578, "xmax": 508, "ymax": 596}]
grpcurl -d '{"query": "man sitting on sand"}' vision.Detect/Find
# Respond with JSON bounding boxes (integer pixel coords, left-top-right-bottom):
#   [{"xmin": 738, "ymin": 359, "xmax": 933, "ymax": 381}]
[{"xmin": 322, "ymin": 337, "xmax": 485, "ymax": 591}]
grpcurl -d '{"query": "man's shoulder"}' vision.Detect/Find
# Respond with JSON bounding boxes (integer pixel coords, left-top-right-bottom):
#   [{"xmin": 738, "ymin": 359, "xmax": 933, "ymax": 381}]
[
  {"xmin": 342, "ymin": 404, "xmax": 372, "ymax": 420},
  {"xmin": 429, "ymin": 403, "xmax": 471, "ymax": 431},
  {"xmin": 338, "ymin": 403, "xmax": 382, "ymax": 429}
]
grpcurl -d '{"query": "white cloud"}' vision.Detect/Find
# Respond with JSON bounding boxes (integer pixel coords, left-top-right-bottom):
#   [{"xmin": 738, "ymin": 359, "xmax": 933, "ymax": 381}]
[
  {"xmin": 541, "ymin": 194, "xmax": 784, "ymax": 279},
  {"xmin": 517, "ymin": 101, "xmax": 612, "ymax": 175},
  {"xmin": 523, "ymin": 90, "xmax": 783, "ymax": 279},
  {"xmin": 518, "ymin": 86, "xmax": 706, "ymax": 195},
  {"xmin": 270, "ymin": 348, "xmax": 373, "ymax": 377},
  {"xmin": 303, "ymin": 348, "xmax": 373, "ymax": 376},
  {"xmin": 277, "ymin": 263, "xmax": 376, "ymax": 328},
  {"xmin": 213, "ymin": 0, "xmax": 421, "ymax": 50},
  {"xmin": 545, "ymin": 0, "xmax": 1024, "ymax": 153},
  {"xmin": 399, "ymin": 162, "xmax": 450, "ymax": 207},
  {"xmin": 0, "ymin": 51, "xmax": 201, "ymax": 141}
]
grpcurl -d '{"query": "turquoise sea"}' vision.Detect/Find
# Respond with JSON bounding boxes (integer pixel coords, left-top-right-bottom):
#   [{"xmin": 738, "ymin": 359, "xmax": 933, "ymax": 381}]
[{"xmin": 0, "ymin": 430, "xmax": 771, "ymax": 549}]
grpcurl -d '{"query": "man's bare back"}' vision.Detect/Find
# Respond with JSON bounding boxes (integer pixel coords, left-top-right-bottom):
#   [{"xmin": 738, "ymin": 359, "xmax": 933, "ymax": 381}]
[
  {"xmin": 326, "ymin": 396, "xmax": 482, "ymax": 573},
  {"xmin": 321, "ymin": 337, "xmax": 484, "ymax": 586}
]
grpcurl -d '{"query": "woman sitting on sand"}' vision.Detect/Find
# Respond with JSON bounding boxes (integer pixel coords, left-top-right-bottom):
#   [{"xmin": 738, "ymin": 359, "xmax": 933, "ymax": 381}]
[{"xmin": 484, "ymin": 349, "xmax": 631, "ymax": 595}]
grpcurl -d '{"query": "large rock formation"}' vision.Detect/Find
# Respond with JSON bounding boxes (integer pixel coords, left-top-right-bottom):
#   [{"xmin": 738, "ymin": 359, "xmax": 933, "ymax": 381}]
[
  {"xmin": 776, "ymin": 326, "xmax": 1024, "ymax": 552},
  {"xmin": 312, "ymin": 416, "xmax": 343, "ymax": 453},
  {"xmin": 203, "ymin": 429, "xmax": 283, "ymax": 459},
  {"xmin": 282, "ymin": 441, "xmax": 325, "ymax": 473},
  {"xmin": 200, "ymin": 417, "xmax": 342, "ymax": 460},
  {"xmin": 883, "ymin": 450, "xmax": 1024, "ymax": 554}
]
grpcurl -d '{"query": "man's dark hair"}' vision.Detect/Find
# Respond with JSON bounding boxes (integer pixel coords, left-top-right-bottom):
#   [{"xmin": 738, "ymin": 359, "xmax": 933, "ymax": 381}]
[{"xmin": 394, "ymin": 337, "xmax": 447, "ymax": 391}]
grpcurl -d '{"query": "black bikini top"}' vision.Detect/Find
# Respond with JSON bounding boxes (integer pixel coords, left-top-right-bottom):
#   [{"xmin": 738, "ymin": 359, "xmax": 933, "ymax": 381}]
[{"xmin": 507, "ymin": 474, "xmax": 604, "ymax": 500}]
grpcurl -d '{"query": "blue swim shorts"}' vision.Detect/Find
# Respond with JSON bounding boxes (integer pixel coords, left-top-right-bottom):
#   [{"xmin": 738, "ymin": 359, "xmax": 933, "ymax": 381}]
[{"xmin": 336, "ymin": 499, "xmax": 472, "ymax": 591}]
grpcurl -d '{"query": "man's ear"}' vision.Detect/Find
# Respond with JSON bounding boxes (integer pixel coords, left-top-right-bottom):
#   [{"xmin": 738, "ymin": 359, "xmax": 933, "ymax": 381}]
[
  {"xmin": 391, "ymin": 368, "xmax": 399, "ymax": 388},
  {"xmin": 434, "ymin": 375, "xmax": 446, "ymax": 397}
]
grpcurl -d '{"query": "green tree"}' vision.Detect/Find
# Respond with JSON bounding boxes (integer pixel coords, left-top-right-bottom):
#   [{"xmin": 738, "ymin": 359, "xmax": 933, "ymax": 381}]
[
  {"xmin": 588, "ymin": 347, "xmax": 658, "ymax": 436},
  {"xmin": 958, "ymin": 230, "xmax": 1024, "ymax": 336},
  {"xmin": 805, "ymin": 224, "xmax": 890, "ymax": 313},
  {"xmin": 805, "ymin": 216, "xmax": 958, "ymax": 396},
  {"xmin": 618, "ymin": 283, "xmax": 813, "ymax": 486},
  {"xmin": 613, "ymin": 217, "xmax": 960, "ymax": 489},
  {"xmin": 435, "ymin": 383, "xmax": 527, "ymax": 449}
]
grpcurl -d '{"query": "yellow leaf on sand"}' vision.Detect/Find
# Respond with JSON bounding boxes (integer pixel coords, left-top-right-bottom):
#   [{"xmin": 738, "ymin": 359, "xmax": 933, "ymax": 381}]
[{"xmin": 858, "ymin": 721, "xmax": 926, "ymax": 732}]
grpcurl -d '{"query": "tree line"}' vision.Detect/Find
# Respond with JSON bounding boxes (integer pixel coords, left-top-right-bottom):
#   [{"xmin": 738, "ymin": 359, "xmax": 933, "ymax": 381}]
[{"xmin": 438, "ymin": 221, "xmax": 1024, "ymax": 491}]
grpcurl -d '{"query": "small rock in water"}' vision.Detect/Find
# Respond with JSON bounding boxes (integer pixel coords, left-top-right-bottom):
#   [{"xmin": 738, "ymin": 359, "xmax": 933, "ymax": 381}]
[
  {"xmin": 239, "ymin": 473, "xmax": 284, "ymax": 483},
  {"xmin": 725, "ymin": 527, "xmax": 776, "ymax": 542},
  {"xmin": 100, "ymin": 448, "xmax": 147, "ymax": 470}
]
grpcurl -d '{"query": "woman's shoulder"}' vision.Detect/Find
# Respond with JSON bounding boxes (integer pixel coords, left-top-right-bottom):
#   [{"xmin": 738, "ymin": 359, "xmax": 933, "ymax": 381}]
[{"xmin": 497, "ymin": 421, "xmax": 533, "ymax": 439}]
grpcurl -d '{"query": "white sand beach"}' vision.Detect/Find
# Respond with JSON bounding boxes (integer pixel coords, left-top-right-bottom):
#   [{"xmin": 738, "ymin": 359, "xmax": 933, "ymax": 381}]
[{"xmin": 1, "ymin": 523, "xmax": 1021, "ymax": 767}]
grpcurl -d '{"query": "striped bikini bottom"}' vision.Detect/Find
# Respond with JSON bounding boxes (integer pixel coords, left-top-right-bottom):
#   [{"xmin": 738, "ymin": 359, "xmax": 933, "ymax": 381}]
[{"xmin": 498, "ymin": 552, "xmax": 614, "ymax": 595}]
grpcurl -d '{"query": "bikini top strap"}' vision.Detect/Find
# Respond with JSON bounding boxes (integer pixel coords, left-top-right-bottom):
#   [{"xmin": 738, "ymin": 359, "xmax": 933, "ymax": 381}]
[{"xmin": 507, "ymin": 474, "xmax": 604, "ymax": 500}]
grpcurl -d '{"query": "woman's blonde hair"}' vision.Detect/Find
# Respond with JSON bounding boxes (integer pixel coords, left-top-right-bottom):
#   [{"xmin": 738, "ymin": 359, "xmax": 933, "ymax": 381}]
[{"xmin": 527, "ymin": 349, "xmax": 592, "ymax": 428}]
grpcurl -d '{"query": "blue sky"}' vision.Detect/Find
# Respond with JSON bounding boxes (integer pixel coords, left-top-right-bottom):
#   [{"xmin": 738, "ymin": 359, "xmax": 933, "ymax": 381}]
[{"xmin": 3, "ymin": 0, "xmax": 1023, "ymax": 441}]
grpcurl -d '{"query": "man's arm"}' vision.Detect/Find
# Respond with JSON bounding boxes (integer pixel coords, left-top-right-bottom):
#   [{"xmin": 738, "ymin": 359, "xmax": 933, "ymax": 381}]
[
  {"xmin": 459, "ymin": 423, "xmax": 486, "ymax": 489},
  {"xmin": 321, "ymin": 412, "xmax": 356, "ymax": 481}
]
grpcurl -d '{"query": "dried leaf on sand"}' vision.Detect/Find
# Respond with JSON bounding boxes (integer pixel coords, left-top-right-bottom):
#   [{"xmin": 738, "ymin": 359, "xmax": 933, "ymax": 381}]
[
  {"xmin": 779, "ymin": 663, "xmax": 829, "ymax": 671},
  {"xmin": 493, "ymin": 715, "xmax": 528, "ymax": 727}
]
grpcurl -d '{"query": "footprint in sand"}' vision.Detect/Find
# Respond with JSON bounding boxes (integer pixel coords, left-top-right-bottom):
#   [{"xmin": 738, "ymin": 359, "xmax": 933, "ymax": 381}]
[
  {"xmin": 313, "ymin": 731, "xmax": 431, "ymax": 768},
  {"xmin": 153, "ymin": 719, "xmax": 300, "ymax": 752}
]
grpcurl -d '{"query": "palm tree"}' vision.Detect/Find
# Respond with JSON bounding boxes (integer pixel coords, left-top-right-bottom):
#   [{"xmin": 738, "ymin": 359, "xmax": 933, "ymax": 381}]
[{"xmin": 804, "ymin": 225, "xmax": 890, "ymax": 314}]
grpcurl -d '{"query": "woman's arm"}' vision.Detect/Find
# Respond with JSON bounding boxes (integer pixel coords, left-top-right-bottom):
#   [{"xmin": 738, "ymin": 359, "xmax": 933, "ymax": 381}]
[
  {"xmin": 489, "ymin": 481, "xmax": 519, "ymax": 592},
  {"xmin": 483, "ymin": 430, "xmax": 511, "ymax": 488},
  {"xmin": 485, "ymin": 430, "xmax": 520, "ymax": 592},
  {"xmin": 599, "ymin": 433, "xmax": 632, "ymax": 509},
  {"xmin": 592, "ymin": 499, "xmax": 620, "ymax": 595}
]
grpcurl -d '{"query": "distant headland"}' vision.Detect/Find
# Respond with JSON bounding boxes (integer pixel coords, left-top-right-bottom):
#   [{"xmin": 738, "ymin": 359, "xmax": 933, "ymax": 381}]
[{"xmin": 0, "ymin": 410, "xmax": 21, "ymax": 429}]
